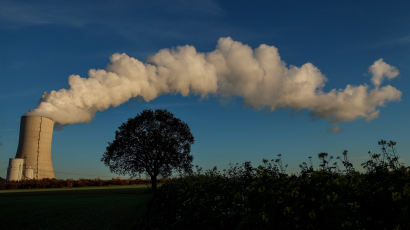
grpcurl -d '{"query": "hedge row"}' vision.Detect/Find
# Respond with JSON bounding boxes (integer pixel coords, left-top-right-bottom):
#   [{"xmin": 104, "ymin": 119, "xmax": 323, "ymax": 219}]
[
  {"xmin": 0, "ymin": 178, "xmax": 160, "ymax": 190},
  {"xmin": 145, "ymin": 141, "xmax": 410, "ymax": 229}
]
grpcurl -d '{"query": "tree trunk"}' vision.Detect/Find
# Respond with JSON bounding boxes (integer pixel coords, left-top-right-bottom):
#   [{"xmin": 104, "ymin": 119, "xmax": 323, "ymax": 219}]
[{"xmin": 151, "ymin": 175, "xmax": 157, "ymax": 191}]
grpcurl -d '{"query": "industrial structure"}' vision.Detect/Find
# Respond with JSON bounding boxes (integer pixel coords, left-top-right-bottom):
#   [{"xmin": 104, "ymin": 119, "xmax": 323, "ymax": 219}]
[{"xmin": 6, "ymin": 115, "xmax": 55, "ymax": 181}]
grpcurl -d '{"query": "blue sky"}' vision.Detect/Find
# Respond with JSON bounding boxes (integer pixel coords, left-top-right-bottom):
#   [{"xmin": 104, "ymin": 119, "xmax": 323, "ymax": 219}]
[{"xmin": 1, "ymin": 0, "xmax": 409, "ymax": 179}]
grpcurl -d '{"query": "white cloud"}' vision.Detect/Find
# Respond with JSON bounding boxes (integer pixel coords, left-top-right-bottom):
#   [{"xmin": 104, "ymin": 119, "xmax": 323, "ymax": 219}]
[{"xmin": 369, "ymin": 58, "xmax": 399, "ymax": 87}]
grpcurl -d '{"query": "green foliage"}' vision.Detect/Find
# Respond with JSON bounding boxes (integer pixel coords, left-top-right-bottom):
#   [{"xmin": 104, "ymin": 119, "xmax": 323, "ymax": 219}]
[{"xmin": 145, "ymin": 140, "xmax": 410, "ymax": 229}]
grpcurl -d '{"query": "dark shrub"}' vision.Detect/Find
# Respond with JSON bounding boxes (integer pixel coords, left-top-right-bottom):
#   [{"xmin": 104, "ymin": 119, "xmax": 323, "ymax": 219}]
[{"xmin": 145, "ymin": 141, "xmax": 410, "ymax": 229}]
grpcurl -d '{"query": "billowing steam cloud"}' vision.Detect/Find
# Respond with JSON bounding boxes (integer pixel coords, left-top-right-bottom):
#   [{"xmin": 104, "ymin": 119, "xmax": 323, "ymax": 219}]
[{"xmin": 27, "ymin": 37, "xmax": 402, "ymax": 129}]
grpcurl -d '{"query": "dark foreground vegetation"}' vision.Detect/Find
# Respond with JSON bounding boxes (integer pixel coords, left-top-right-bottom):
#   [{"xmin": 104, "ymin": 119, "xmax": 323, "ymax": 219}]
[
  {"xmin": 145, "ymin": 140, "xmax": 410, "ymax": 229},
  {"xmin": 1, "ymin": 140, "xmax": 409, "ymax": 229}
]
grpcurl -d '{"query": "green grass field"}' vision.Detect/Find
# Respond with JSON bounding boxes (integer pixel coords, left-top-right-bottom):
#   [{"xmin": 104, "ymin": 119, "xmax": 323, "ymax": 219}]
[{"xmin": 0, "ymin": 185, "xmax": 152, "ymax": 230}]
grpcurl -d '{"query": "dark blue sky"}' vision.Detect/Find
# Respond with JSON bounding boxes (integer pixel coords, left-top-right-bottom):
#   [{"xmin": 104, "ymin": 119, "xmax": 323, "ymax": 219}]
[{"xmin": 1, "ymin": 0, "xmax": 409, "ymax": 178}]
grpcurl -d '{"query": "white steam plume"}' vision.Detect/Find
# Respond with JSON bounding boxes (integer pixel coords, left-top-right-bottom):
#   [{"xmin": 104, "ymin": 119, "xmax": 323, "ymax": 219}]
[{"xmin": 27, "ymin": 37, "xmax": 402, "ymax": 129}]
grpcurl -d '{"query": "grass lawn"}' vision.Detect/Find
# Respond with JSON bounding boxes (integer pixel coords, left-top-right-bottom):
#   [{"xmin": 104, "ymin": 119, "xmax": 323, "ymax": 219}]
[{"xmin": 0, "ymin": 185, "xmax": 152, "ymax": 230}]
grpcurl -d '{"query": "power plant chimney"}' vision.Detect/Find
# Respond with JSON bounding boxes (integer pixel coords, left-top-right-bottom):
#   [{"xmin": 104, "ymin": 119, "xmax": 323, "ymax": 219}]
[{"xmin": 6, "ymin": 115, "xmax": 55, "ymax": 180}]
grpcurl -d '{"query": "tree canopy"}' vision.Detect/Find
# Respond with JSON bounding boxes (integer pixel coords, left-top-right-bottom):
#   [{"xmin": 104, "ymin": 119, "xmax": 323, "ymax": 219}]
[{"xmin": 101, "ymin": 109, "xmax": 194, "ymax": 190}]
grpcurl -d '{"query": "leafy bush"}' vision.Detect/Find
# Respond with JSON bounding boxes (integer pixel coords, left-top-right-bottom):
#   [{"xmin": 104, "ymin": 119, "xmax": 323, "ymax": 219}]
[{"xmin": 145, "ymin": 140, "xmax": 410, "ymax": 229}]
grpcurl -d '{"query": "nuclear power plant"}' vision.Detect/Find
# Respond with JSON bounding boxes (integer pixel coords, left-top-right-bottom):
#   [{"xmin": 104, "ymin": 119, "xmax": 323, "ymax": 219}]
[{"xmin": 6, "ymin": 115, "xmax": 55, "ymax": 181}]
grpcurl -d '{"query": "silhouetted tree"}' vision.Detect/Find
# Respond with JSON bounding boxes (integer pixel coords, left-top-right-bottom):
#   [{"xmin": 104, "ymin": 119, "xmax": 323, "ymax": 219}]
[{"xmin": 101, "ymin": 109, "xmax": 194, "ymax": 191}]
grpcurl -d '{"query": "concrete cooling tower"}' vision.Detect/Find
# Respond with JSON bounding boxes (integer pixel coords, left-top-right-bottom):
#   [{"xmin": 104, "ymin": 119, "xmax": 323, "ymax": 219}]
[{"xmin": 6, "ymin": 115, "xmax": 55, "ymax": 180}]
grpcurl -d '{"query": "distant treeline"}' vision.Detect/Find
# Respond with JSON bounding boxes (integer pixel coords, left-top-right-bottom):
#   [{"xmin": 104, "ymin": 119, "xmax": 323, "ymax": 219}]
[
  {"xmin": 0, "ymin": 178, "xmax": 165, "ymax": 190},
  {"xmin": 144, "ymin": 140, "xmax": 410, "ymax": 229}
]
